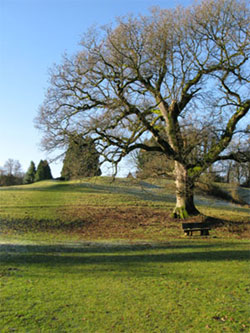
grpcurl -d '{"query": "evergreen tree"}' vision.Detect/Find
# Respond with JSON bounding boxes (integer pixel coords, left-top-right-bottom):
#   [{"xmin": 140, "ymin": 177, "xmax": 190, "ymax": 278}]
[
  {"xmin": 23, "ymin": 161, "xmax": 36, "ymax": 184},
  {"xmin": 35, "ymin": 160, "xmax": 53, "ymax": 182},
  {"xmin": 61, "ymin": 135, "xmax": 101, "ymax": 180},
  {"xmin": 43, "ymin": 160, "xmax": 53, "ymax": 180}
]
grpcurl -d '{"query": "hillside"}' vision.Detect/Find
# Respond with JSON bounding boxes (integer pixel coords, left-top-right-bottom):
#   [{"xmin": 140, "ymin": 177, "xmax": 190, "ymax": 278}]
[{"xmin": 0, "ymin": 177, "xmax": 249, "ymax": 241}]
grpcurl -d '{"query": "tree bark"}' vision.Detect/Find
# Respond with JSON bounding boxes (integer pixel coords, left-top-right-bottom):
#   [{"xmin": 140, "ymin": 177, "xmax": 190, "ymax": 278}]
[{"xmin": 172, "ymin": 162, "xmax": 200, "ymax": 218}]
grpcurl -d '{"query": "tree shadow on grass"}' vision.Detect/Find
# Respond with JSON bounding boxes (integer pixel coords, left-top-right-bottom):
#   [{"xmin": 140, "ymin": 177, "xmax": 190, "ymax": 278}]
[
  {"xmin": 0, "ymin": 242, "xmax": 249, "ymax": 270},
  {"xmin": 0, "ymin": 240, "xmax": 249, "ymax": 253}
]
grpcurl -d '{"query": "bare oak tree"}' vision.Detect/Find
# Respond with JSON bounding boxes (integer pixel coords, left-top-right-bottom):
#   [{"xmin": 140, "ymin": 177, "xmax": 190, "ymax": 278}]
[{"xmin": 36, "ymin": 0, "xmax": 250, "ymax": 218}]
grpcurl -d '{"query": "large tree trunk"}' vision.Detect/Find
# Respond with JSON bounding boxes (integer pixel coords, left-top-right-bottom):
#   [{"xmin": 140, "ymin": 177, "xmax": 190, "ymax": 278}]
[{"xmin": 172, "ymin": 162, "xmax": 200, "ymax": 219}]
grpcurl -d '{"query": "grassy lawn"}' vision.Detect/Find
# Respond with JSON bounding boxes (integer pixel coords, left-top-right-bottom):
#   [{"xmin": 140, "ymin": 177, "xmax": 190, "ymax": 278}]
[{"xmin": 0, "ymin": 178, "xmax": 249, "ymax": 332}]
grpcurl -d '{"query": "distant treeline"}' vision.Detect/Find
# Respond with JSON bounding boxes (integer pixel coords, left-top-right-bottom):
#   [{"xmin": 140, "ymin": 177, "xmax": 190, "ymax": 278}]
[{"xmin": 0, "ymin": 159, "xmax": 52, "ymax": 187}]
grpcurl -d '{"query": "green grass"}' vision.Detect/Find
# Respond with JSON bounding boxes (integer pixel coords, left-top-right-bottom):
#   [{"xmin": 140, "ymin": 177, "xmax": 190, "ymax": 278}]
[
  {"xmin": 0, "ymin": 178, "xmax": 249, "ymax": 332},
  {"xmin": 1, "ymin": 240, "xmax": 249, "ymax": 332}
]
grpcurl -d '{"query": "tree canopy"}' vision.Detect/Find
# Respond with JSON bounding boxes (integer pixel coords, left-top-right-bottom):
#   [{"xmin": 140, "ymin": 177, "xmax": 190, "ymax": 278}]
[
  {"xmin": 23, "ymin": 161, "xmax": 36, "ymax": 184},
  {"xmin": 61, "ymin": 135, "xmax": 101, "ymax": 180},
  {"xmin": 36, "ymin": 0, "xmax": 250, "ymax": 218},
  {"xmin": 135, "ymin": 137, "xmax": 174, "ymax": 179},
  {"xmin": 35, "ymin": 160, "xmax": 53, "ymax": 182}
]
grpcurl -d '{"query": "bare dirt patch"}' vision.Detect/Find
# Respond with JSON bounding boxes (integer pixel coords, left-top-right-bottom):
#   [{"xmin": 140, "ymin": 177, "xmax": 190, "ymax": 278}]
[
  {"xmin": 1, "ymin": 205, "xmax": 249, "ymax": 240},
  {"xmin": 56, "ymin": 206, "xmax": 177, "ymax": 239}
]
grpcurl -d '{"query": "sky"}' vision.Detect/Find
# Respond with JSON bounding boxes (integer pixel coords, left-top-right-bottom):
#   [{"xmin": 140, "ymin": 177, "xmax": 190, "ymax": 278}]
[{"xmin": 0, "ymin": 0, "xmax": 194, "ymax": 177}]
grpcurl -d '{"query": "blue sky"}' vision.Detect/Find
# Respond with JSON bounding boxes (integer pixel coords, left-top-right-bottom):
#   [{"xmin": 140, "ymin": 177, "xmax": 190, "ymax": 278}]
[{"xmin": 0, "ymin": 0, "xmax": 193, "ymax": 177}]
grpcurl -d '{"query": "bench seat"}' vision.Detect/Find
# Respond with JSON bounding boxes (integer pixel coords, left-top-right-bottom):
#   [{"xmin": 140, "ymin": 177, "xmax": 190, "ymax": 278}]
[{"xmin": 182, "ymin": 223, "xmax": 211, "ymax": 236}]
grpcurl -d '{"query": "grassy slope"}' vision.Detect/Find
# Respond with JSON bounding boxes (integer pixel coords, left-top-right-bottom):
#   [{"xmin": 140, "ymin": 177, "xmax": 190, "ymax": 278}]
[
  {"xmin": 0, "ymin": 178, "xmax": 249, "ymax": 332},
  {"xmin": 0, "ymin": 177, "xmax": 249, "ymax": 241}
]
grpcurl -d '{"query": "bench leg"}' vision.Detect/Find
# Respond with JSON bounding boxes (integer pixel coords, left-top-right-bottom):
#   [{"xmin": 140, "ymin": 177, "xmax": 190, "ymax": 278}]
[{"xmin": 200, "ymin": 229, "xmax": 209, "ymax": 236}]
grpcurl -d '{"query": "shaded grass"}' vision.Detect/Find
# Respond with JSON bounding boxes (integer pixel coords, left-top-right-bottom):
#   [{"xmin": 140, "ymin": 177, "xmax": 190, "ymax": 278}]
[{"xmin": 0, "ymin": 240, "xmax": 249, "ymax": 332}]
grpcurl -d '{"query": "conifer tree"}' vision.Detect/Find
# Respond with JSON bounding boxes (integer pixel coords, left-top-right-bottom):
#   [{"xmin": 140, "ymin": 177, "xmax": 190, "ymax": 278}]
[
  {"xmin": 61, "ymin": 136, "xmax": 101, "ymax": 180},
  {"xmin": 35, "ymin": 160, "xmax": 53, "ymax": 182},
  {"xmin": 23, "ymin": 161, "xmax": 36, "ymax": 184}
]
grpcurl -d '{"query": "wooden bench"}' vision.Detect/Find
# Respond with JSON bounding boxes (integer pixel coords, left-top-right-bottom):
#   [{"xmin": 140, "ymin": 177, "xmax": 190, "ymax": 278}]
[{"xmin": 182, "ymin": 222, "xmax": 211, "ymax": 236}]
